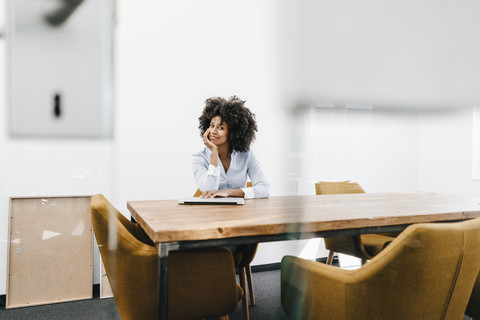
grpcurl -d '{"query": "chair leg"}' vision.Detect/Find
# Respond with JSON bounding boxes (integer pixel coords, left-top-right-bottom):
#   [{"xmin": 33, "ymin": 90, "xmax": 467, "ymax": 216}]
[
  {"xmin": 326, "ymin": 250, "xmax": 335, "ymax": 265},
  {"xmin": 239, "ymin": 267, "xmax": 250, "ymax": 320},
  {"xmin": 246, "ymin": 264, "xmax": 255, "ymax": 306}
]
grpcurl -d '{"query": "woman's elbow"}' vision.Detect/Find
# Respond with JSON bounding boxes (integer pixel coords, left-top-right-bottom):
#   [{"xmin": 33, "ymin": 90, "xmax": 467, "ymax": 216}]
[{"xmin": 255, "ymin": 185, "xmax": 270, "ymax": 198}]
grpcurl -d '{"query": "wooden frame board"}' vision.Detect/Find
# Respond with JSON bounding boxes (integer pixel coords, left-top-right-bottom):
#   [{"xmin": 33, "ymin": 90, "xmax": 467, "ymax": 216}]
[
  {"xmin": 100, "ymin": 259, "xmax": 113, "ymax": 299},
  {"xmin": 6, "ymin": 196, "xmax": 93, "ymax": 308}
]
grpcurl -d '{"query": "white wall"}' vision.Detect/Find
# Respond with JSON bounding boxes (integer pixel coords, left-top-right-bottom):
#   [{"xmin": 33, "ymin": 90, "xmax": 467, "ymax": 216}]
[
  {"xmin": 0, "ymin": 0, "xmax": 115, "ymax": 295},
  {"xmin": 1, "ymin": 0, "xmax": 480, "ymax": 295},
  {"xmin": 112, "ymin": 0, "xmax": 298, "ymax": 267},
  {"xmin": 114, "ymin": 0, "xmax": 285, "ymax": 207},
  {"xmin": 417, "ymin": 107, "xmax": 480, "ymax": 196},
  {"xmin": 280, "ymin": 0, "xmax": 480, "ymax": 109},
  {"xmin": 0, "ymin": 0, "xmax": 288, "ymax": 294},
  {"xmin": 288, "ymin": 107, "xmax": 419, "ymax": 194}
]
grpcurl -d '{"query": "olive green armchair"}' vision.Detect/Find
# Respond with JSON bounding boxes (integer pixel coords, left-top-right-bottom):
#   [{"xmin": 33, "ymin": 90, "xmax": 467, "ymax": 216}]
[
  {"xmin": 315, "ymin": 181, "xmax": 396, "ymax": 264},
  {"xmin": 91, "ymin": 194, "xmax": 242, "ymax": 320},
  {"xmin": 281, "ymin": 217, "xmax": 480, "ymax": 320}
]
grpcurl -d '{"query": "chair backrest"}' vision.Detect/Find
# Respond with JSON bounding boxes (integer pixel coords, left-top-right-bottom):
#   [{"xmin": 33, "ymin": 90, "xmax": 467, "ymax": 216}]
[
  {"xmin": 315, "ymin": 180, "xmax": 365, "ymax": 195},
  {"xmin": 315, "ymin": 180, "xmax": 366, "ymax": 255},
  {"xmin": 194, "ymin": 181, "xmax": 253, "ymax": 197},
  {"xmin": 348, "ymin": 217, "xmax": 480, "ymax": 319},
  {"xmin": 91, "ymin": 194, "xmax": 158, "ymax": 320}
]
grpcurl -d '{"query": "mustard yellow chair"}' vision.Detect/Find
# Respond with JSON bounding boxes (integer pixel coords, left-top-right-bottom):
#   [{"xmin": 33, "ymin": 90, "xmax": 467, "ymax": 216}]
[
  {"xmin": 194, "ymin": 181, "xmax": 257, "ymax": 320},
  {"xmin": 466, "ymin": 271, "xmax": 480, "ymax": 319},
  {"xmin": 281, "ymin": 217, "xmax": 480, "ymax": 320},
  {"xmin": 91, "ymin": 194, "xmax": 242, "ymax": 320},
  {"xmin": 315, "ymin": 181, "xmax": 396, "ymax": 265}
]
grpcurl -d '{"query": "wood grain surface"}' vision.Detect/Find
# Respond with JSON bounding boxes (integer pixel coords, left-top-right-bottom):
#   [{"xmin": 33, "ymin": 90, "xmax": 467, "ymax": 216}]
[{"xmin": 127, "ymin": 192, "xmax": 480, "ymax": 243}]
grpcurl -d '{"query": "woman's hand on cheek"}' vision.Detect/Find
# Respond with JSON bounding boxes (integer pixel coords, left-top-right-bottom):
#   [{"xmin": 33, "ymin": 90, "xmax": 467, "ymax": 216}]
[{"xmin": 203, "ymin": 128, "xmax": 217, "ymax": 151}]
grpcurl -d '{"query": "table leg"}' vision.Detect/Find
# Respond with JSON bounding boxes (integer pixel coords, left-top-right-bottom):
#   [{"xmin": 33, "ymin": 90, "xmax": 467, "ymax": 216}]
[{"xmin": 158, "ymin": 243, "xmax": 169, "ymax": 320}]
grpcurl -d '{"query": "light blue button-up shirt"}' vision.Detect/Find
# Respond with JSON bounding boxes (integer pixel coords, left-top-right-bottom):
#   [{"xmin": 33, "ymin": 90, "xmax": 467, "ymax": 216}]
[{"xmin": 192, "ymin": 147, "xmax": 270, "ymax": 199}]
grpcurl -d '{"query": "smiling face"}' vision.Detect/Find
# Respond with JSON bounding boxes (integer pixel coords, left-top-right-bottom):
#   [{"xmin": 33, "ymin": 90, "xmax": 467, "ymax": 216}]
[{"xmin": 208, "ymin": 116, "xmax": 229, "ymax": 147}]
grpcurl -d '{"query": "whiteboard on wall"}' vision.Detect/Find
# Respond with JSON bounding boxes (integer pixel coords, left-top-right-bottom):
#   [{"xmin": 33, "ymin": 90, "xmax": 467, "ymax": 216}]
[
  {"xmin": 6, "ymin": 0, "xmax": 114, "ymax": 138},
  {"xmin": 6, "ymin": 196, "xmax": 93, "ymax": 308}
]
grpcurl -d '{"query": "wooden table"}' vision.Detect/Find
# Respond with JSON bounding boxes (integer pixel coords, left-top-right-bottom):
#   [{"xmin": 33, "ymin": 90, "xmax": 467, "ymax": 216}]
[{"xmin": 127, "ymin": 192, "xmax": 480, "ymax": 320}]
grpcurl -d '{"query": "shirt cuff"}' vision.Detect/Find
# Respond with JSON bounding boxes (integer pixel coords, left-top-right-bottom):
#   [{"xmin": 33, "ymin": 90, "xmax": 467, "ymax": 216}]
[
  {"xmin": 242, "ymin": 187, "xmax": 255, "ymax": 199},
  {"xmin": 207, "ymin": 164, "xmax": 220, "ymax": 176}
]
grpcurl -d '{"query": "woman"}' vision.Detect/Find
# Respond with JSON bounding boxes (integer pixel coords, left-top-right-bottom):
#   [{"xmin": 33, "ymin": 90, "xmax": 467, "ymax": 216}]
[{"xmin": 193, "ymin": 96, "xmax": 270, "ymax": 199}]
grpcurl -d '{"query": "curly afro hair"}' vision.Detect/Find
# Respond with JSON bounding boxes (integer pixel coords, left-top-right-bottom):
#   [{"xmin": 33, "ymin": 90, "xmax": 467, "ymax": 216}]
[{"xmin": 198, "ymin": 96, "xmax": 257, "ymax": 152}]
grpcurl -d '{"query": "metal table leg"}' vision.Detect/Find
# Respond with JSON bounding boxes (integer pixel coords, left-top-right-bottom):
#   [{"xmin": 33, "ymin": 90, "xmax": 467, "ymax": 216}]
[{"xmin": 158, "ymin": 242, "xmax": 179, "ymax": 320}]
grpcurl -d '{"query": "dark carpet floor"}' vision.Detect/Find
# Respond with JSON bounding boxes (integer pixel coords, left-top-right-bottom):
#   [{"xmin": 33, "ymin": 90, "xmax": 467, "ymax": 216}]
[
  {"xmin": 0, "ymin": 267, "xmax": 473, "ymax": 320},
  {"xmin": 0, "ymin": 268, "xmax": 286, "ymax": 320}
]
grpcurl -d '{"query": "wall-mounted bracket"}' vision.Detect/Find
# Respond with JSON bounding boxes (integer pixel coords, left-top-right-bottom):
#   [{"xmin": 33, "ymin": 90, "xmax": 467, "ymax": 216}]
[{"xmin": 44, "ymin": 0, "xmax": 85, "ymax": 26}]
